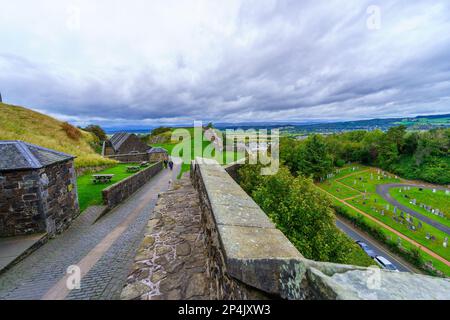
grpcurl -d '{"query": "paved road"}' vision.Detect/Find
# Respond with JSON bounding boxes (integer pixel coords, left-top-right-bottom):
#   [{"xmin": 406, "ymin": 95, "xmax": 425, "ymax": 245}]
[
  {"xmin": 0, "ymin": 164, "xmax": 180, "ymax": 300},
  {"xmin": 376, "ymin": 183, "xmax": 450, "ymax": 235},
  {"xmin": 336, "ymin": 217, "xmax": 416, "ymax": 273}
]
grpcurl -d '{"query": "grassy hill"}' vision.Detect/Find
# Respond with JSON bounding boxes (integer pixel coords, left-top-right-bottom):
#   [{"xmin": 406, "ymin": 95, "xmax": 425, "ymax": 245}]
[{"xmin": 0, "ymin": 102, "xmax": 116, "ymax": 168}]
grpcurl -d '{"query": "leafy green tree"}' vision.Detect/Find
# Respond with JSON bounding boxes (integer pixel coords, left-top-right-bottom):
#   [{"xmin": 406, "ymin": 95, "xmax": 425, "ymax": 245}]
[
  {"xmin": 296, "ymin": 135, "xmax": 333, "ymax": 181},
  {"xmin": 237, "ymin": 161, "xmax": 265, "ymax": 195},
  {"xmin": 251, "ymin": 168, "xmax": 353, "ymax": 262},
  {"xmin": 151, "ymin": 126, "xmax": 172, "ymax": 136},
  {"xmin": 280, "ymin": 137, "xmax": 301, "ymax": 173},
  {"xmin": 83, "ymin": 124, "xmax": 107, "ymax": 141}
]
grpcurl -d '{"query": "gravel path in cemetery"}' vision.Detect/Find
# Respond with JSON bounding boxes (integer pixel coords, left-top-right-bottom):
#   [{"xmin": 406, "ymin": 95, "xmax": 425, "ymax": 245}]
[
  {"xmin": 376, "ymin": 184, "xmax": 450, "ymax": 235},
  {"xmin": 0, "ymin": 164, "xmax": 180, "ymax": 300}
]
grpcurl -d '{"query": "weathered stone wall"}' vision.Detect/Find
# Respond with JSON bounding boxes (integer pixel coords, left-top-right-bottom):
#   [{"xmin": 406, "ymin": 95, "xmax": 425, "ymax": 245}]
[
  {"xmin": 43, "ymin": 160, "xmax": 80, "ymax": 235},
  {"xmin": 102, "ymin": 162, "xmax": 163, "ymax": 210},
  {"xmin": 191, "ymin": 159, "xmax": 304, "ymax": 299},
  {"xmin": 149, "ymin": 153, "xmax": 168, "ymax": 162},
  {"xmin": 107, "ymin": 152, "xmax": 150, "ymax": 163},
  {"xmin": 191, "ymin": 158, "xmax": 450, "ymax": 300},
  {"xmin": 0, "ymin": 160, "xmax": 79, "ymax": 237},
  {"xmin": 75, "ymin": 164, "xmax": 116, "ymax": 177},
  {"xmin": 0, "ymin": 169, "xmax": 42, "ymax": 236}
]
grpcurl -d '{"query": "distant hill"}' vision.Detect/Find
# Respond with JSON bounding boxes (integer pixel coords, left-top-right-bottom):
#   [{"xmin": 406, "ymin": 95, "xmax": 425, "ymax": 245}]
[
  {"xmin": 214, "ymin": 113, "xmax": 450, "ymax": 134},
  {"xmin": 0, "ymin": 103, "xmax": 116, "ymax": 168}
]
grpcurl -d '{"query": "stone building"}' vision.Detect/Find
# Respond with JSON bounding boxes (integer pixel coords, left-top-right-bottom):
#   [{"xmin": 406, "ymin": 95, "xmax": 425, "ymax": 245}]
[
  {"xmin": 148, "ymin": 147, "xmax": 169, "ymax": 162},
  {"xmin": 0, "ymin": 141, "xmax": 79, "ymax": 237},
  {"xmin": 102, "ymin": 133, "xmax": 150, "ymax": 156}
]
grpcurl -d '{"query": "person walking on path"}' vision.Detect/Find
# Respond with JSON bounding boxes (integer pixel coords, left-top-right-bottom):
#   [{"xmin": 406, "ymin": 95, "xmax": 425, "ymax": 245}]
[
  {"xmin": 168, "ymin": 160, "xmax": 174, "ymax": 171},
  {"xmin": 163, "ymin": 159, "xmax": 168, "ymax": 168}
]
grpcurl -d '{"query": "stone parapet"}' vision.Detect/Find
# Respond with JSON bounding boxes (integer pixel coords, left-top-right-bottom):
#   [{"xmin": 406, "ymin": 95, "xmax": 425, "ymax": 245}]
[
  {"xmin": 191, "ymin": 158, "xmax": 450, "ymax": 300},
  {"xmin": 106, "ymin": 152, "xmax": 149, "ymax": 163}
]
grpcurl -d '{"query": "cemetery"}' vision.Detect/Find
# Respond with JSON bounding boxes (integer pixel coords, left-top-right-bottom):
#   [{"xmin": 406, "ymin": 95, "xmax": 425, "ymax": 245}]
[
  {"xmin": 318, "ymin": 165, "xmax": 450, "ymax": 276},
  {"xmin": 388, "ymin": 187, "xmax": 449, "ymax": 228}
]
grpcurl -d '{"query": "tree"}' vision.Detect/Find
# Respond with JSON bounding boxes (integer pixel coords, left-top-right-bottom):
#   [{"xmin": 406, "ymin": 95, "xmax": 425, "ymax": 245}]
[
  {"xmin": 251, "ymin": 168, "xmax": 353, "ymax": 262},
  {"xmin": 151, "ymin": 126, "xmax": 172, "ymax": 136},
  {"xmin": 83, "ymin": 124, "xmax": 107, "ymax": 141},
  {"xmin": 237, "ymin": 161, "xmax": 265, "ymax": 195},
  {"xmin": 280, "ymin": 137, "xmax": 301, "ymax": 173},
  {"xmin": 296, "ymin": 135, "xmax": 333, "ymax": 181}
]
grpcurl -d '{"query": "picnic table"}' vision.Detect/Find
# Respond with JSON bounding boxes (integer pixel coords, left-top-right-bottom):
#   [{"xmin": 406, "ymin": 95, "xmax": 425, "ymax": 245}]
[
  {"xmin": 92, "ymin": 174, "xmax": 114, "ymax": 184},
  {"xmin": 127, "ymin": 166, "xmax": 141, "ymax": 173},
  {"xmin": 140, "ymin": 161, "xmax": 149, "ymax": 167}
]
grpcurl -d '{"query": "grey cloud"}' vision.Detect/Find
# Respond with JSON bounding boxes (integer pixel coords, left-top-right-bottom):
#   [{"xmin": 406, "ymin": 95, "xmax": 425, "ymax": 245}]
[{"xmin": 0, "ymin": 0, "xmax": 449, "ymax": 126}]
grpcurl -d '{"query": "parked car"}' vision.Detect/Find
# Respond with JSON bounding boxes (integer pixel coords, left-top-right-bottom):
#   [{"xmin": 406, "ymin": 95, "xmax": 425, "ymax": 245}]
[
  {"xmin": 374, "ymin": 256, "xmax": 399, "ymax": 272},
  {"xmin": 356, "ymin": 241, "xmax": 376, "ymax": 258}
]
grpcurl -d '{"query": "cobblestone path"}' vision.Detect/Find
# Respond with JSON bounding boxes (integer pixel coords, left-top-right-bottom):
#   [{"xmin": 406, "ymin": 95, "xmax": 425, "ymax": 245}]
[
  {"xmin": 121, "ymin": 174, "xmax": 214, "ymax": 300},
  {"xmin": 0, "ymin": 165, "xmax": 179, "ymax": 300}
]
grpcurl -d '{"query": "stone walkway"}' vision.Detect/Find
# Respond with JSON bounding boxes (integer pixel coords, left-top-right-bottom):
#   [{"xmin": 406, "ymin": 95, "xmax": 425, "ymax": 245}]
[
  {"xmin": 121, "ymin": 174, "xmax": 213, "ymax": 300},
  {"xmin": 0, "ymin": 165, "xmax": 178, "ymax": 300}
]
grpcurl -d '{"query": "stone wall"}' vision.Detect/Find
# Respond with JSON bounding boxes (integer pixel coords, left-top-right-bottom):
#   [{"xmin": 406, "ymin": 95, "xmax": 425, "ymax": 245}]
[
  {"xmin": 102, "ymin": 162, "xmax": 163, "ymax": 210},
  {"xmin": 191, "ymin": 158, "xmax": 450, "ymax": 300},
  {"xmin": 0, "ymin": 169, "xmax": 43, "ymax": 236},
  {"xmin": 75, "ymin": 164, "xmax": 116, "ymax": 177},
  {"xmin": 149, "ymin": 153, "xmax": 168, "ymax": 162},
  {"xmin": 107, "ymin": 152, "xmax": 150, "ymax": 163},
  {"xmin": 0, "ymin": 160, "xmax": 79, "ymax": 237}
]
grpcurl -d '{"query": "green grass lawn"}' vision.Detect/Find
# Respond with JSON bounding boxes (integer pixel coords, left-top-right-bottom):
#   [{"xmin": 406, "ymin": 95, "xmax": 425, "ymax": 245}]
[
  {"xmin": 320, "ymin": 181, "xmax": 361, "ymax": 199},
  {"xmin": 327, "ymin": 164, "xmax": 369, "ymax": 181},
  {"xmin": 339, "ymin": 168, "xmax": 402, "ymax": 193},
  {"xmin": 389, "ymin": 187, "xmax": 450, "ymax": 228},
  {"xmin": 77, "ymin": 163, "xmax": 142, "ymax": 212}
]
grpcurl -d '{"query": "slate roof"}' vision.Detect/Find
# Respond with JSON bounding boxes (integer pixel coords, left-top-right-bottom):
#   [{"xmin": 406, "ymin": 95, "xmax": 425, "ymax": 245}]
[
  {"xmin": 109, "ymin": 133, "xmax": 131, "ymax": 152},
  {"xmin": 148, "ymin": 147, "xmax": 168, "ymax": 154},
  {"xmin": 0, "ymin": 141, "xmax": 74, "ymax": 171}
]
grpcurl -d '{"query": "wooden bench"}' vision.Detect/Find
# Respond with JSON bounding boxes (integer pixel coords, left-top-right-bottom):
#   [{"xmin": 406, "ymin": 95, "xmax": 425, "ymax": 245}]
[
  {"xmin": 92, "ymin": 174, "xmax": 114, "ymax": 184},
  {"xmin": 126, "ymin": 166, "xmax": 141, "ymax": 173}
]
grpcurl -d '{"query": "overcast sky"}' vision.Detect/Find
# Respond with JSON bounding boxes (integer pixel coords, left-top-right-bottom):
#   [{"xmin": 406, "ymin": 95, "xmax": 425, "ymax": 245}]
[{"xmin": 0, "ymin": 0, "xmax": 449, "ymax": 127}]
